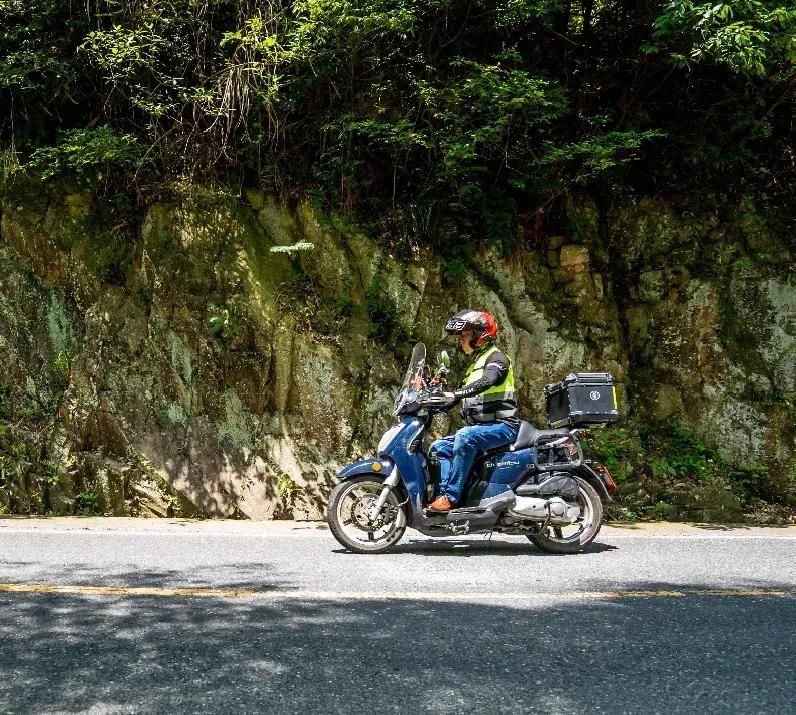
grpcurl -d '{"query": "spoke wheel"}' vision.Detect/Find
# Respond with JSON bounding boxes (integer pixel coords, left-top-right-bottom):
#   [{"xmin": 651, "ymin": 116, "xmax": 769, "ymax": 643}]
[
  {"xmin": 327, "ymin": 475, "xmax": 406, "ymax": 554},
  {"xmin": 528, "ymin": 476, "xmax": 603, "ymax": 554}
]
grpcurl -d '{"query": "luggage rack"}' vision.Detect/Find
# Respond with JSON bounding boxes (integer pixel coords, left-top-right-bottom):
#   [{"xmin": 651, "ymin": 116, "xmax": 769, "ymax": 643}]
[{"xmin": 532, "ymin": 431, "xmax": 584, "ymax": 472}]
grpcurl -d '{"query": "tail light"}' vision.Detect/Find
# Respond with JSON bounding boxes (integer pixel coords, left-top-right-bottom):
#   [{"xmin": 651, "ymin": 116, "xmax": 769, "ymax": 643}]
[{"xmin": 596, "ymin": 465, "xmax": 617, "ymax": 493}]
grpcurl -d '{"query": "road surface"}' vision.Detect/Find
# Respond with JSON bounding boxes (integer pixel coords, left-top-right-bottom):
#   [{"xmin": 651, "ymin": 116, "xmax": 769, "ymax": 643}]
[{"xmin": 0, "ymin": 518, "xmax": 793, "ymax": 714}]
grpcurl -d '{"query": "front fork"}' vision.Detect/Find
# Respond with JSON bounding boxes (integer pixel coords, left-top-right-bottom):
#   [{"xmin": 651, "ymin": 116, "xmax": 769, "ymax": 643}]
[{"xmin": 368, "ymin": 472, "xmax": 401, "ymax": 522}]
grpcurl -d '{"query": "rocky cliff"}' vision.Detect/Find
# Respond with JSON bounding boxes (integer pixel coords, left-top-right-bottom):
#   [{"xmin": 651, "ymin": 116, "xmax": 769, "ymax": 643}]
[{"xmin": 0, "ymin": 185, "xmax": 793, "ymax": 521}]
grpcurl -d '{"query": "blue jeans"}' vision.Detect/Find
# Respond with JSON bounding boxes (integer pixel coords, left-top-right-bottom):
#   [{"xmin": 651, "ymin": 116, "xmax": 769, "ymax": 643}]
[{"xmin": 429, "ymin": 422, "xmax": 519, "ymax": 504}]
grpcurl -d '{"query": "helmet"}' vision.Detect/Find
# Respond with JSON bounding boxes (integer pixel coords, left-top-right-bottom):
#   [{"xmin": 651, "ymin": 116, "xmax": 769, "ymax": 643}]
[{"xmin": 444, "ymin": 309, "xmax": 498, "ymax": 349}]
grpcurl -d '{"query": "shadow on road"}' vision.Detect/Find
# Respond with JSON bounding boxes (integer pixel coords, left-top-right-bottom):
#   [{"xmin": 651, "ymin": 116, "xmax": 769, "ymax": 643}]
[
  {"xmin": 0, "ymin": 579, "xmax": 793, "ymax": 714},
  {"xmin": 335, "ymin": 539, "xmax": 620, "ymax": 556},
  {"xmin": 2, "ymin": 562, "xmax": 289, "ymax": 591}
]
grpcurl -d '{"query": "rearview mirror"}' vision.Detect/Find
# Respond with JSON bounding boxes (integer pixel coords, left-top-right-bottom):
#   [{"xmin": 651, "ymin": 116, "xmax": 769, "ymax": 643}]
[{"xmin": 437, "ymin": 350, "xmax": 450, "ymax": 370}]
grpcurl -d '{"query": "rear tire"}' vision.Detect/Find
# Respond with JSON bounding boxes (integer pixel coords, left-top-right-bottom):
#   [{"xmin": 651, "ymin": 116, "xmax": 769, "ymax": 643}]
[
  {"xmin": 528, "ymin": 477, "xmax": 603, "ymax": 554},
  {"xmin": 327, "ymin": 475, "xmax": 406, "ymax": 554}
]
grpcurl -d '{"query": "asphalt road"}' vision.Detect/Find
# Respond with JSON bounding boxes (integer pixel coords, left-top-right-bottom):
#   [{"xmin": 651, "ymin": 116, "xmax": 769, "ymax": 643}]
[{"xmin": 0, "ymin": 519, "xmax": 793, "ymax": 714}]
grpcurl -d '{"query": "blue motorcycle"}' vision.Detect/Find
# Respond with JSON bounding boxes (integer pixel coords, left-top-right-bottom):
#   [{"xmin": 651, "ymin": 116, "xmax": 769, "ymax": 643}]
[{"xmin": 327, "ymin": 343, "xmax": 618, "ymax": 554}]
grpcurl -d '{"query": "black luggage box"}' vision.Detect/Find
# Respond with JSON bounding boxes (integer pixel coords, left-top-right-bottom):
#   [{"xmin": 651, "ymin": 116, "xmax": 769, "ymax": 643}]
[{"xmin": 544, "ymin": 372, "xmax": 619, "ymax": 428}]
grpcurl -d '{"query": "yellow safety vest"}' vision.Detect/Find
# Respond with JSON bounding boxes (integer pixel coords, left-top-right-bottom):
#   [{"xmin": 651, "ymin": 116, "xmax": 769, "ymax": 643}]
[{"xmin": 462, "ymin": 345, "xmax": 517, "ymax": 424}]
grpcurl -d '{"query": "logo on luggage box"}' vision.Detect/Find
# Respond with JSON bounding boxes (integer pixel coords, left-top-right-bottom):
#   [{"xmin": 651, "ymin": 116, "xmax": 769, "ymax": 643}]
[{"xmin": 589, "ymin": 390, "xmax": 601, "ymax": 400}]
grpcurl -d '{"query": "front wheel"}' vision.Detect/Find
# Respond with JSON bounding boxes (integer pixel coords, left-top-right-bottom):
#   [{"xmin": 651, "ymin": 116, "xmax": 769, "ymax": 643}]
[
  {"xmin": 528, "ymin": 476, "xmax": 603, "ymax": 554},
  {"xmin": 327, "ymin": 475, "xmax": 407, "ymax": 554}
]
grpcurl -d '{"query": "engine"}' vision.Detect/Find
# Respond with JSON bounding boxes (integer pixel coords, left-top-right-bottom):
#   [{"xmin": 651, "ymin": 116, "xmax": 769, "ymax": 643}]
[{"xmin": 508, "ymin": 496, "xmax": 580, "ymax": 524}]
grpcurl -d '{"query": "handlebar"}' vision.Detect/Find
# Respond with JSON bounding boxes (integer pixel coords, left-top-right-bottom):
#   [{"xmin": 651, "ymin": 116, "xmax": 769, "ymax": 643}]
[{"xmin": 416, "ymin": 392, "xmax": 456, "ymax": 411}]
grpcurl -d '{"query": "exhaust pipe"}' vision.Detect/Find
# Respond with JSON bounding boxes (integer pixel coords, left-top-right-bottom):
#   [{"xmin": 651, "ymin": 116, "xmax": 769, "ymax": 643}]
[{"xmin": 508, "ymin": 496, "xmax": 580, "ymax": 524}]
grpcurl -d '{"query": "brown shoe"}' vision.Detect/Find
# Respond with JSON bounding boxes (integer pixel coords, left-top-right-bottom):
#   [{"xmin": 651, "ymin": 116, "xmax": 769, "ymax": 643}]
[{"xmin": 427, "ymin": 495, "xmax": 453, "ymax": 512}]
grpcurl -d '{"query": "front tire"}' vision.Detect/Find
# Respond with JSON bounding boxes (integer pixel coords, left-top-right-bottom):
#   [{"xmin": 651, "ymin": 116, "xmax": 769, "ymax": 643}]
[
  {"xmin": 327, "ymin": 475, "xmax": 407, "ymax": 554},
  {"xmin": 529, "ymin": 476, "xmax": 603, "ymax": 554}
]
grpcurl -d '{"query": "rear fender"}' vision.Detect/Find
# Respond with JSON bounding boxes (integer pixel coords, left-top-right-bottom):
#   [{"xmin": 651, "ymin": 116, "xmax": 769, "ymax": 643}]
[{"xmin": 576, "ymin": 464, "xmax": 612, "ymax": 502}]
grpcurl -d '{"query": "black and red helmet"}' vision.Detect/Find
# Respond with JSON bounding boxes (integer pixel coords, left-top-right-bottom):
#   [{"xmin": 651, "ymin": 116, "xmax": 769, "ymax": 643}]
[{"xmin": 444, "ymin": 309, "xmax": 499, "ymax": 348}]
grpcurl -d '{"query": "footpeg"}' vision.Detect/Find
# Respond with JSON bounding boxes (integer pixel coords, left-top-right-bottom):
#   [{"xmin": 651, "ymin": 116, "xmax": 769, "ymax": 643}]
[{"xmin": 447, "ymin": 520, "xmax": 470, "ymax": 535}]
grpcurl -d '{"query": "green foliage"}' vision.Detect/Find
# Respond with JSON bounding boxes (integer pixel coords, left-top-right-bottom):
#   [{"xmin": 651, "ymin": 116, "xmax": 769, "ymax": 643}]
[
  {"xmin": 275, "ymin": 471, "xmax": 302, "ymax": 518},
  {"xmin": 0, "ymin": 147, "xmax": 20, "ymax": 186},
  {"xmin": 585, "ymin": 427, "xmax": 642, "ymax": 483},
  {"xmin": 276, "ymin": 472, "xmax": 299, "ymax": 501},
  {"xmin": 207, "ymin": 307, "xmax": 231, "ymax": 339},
  {"xmin": 1, "ymin": 0, "xmax": 793, "ymax": 234},
  {"xmin": 52, "ymin": 351, "xmax": 70, "ymax": 378},
  {"xmin": 640, "ymin": 421, "xmax": 722, "ymax": 483},
  {"xmin": 74, "ymin": 491, "xmax": 101, "ymax": 515},
  {"xmin": 439, "ymin": 241, "xmax": 474, "ymax": 284},
  {"xmin": 727, "ymin": 462, "xmax": 773, "ymax": 502},
  {"xmin": 420, "ymin": 54, "xmax": 568, "ymax": 191},
  {"xmin": 648, "ymin": 1, "xmax": 795, "ymax": 77},
  {"xmin": 539, "ymin": 130, "xmax": 666, "ymax": 185},
  {"xmin": 0, "ymin": 0, "xmax": 89, "ymax": 140},
  {"xmin": 292, "ymin": 0, "xmax": 415, "ymax": 45},
  {"xmin": 588, "ymin": 419, "xmax": 787, "ymax": 520},
  {"xmin": 641, "ymin": 416, "xmax": 794, "ymax": 510},
  {"xmin": 45, "ymin": 296, "xmax": 72, "ymax": 357},
  {"xmin": 27, "ymin": 127, "xmax": 142, "ymax": 186},
  {"xmin": 441, "ymin": 256, "xmax": 469, "ymax": 284},
  {"xmin": 0, "ymin": 380, "xmax": 56, "ymax": 515}
]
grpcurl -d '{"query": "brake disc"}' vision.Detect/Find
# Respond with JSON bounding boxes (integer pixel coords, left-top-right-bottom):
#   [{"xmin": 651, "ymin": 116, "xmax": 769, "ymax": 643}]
[
  {"xmin": 350, "ymin": 496, "xmax": 384, "ymax": 530},
  {"xmin": 348, "ymin": 495, "xmax": 396, "ymax": 531}
]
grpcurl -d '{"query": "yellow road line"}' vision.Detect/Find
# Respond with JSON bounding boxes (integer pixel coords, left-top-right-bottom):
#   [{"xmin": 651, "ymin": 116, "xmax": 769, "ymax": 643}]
[
  {"xmin": 0, "ymin": 583, "xmax": 255, "ymax": 598},
  {"xmin": 0, "ymin": 583, "xmax": 792, "ymax": 600}
]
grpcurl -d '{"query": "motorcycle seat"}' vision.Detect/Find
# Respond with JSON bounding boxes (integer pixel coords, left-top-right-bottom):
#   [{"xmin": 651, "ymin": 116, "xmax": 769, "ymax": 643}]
[{"xmin": 509, "ymin": 420, "xmax": 570, "ymax": 452}]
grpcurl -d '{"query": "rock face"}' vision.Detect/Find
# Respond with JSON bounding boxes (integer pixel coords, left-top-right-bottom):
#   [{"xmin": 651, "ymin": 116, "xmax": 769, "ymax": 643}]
[{"xmin": 0, "ymin": 186, "xmax": 793, "ymax": 520}]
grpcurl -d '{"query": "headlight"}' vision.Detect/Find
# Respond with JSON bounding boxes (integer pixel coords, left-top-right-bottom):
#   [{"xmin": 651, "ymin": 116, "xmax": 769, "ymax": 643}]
[{"xmin": 377, "ymin": 423, "xmax": 403, "ymax": 454}]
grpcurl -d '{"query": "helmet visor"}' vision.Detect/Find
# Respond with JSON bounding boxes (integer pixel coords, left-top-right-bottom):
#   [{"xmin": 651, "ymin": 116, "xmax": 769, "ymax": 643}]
[
  {"xmin": 444, "ymin": 317, "xmax": 470, "ymax": 334},
  {"xmin": 444, "ymin": 309, "xmax": 481, "ymax": 335}
]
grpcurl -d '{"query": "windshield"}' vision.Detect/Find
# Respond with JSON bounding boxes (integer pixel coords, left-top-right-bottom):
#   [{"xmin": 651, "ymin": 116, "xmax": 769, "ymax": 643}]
[
  {"xmin": 394, "ymin": 342, "xmax": 426, "ymax": 415},
  {"xmin": 401, "ymin": 343, "xmax": 426, "ymax": 392}
]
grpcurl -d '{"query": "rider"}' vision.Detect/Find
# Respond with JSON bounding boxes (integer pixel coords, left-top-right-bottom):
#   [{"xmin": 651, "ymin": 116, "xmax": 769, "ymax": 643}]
[{"xmin": 427, "ymin": 310, "xmax": 519, "ymax": 512}]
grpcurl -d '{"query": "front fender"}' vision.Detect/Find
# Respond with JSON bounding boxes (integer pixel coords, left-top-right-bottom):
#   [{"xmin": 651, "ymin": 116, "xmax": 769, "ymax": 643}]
[{"xmin": 336, "ymin": 458, "xmax": 395, "ymax": 480}]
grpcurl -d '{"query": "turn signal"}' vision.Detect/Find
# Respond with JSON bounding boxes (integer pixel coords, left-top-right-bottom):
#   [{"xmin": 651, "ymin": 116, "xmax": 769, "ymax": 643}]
[{"xmin": 371, "ymin": 462, "xmax": 382, "ymax": 472}]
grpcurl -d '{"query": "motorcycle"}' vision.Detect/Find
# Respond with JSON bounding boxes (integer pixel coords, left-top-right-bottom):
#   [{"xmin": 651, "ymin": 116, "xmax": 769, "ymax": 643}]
[{"xmin": 326, "ymin": 342, "xmax": 618, "ymax": 554}]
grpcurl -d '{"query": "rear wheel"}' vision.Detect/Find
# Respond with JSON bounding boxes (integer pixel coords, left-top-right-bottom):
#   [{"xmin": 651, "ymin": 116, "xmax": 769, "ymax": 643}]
[
  {"xmin": 327, "ymin": 475, "xmax": 406, "ymax": 554},
  {"xmin": 528, "ymin": 476, "xmax": 603, "ymax": 554}
]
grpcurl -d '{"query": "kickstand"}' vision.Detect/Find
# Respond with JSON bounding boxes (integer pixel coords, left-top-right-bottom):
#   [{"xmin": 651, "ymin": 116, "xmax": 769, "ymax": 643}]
[{"xmin": 483, "ymin": 530, "xmax": 494, "ymax": 541}]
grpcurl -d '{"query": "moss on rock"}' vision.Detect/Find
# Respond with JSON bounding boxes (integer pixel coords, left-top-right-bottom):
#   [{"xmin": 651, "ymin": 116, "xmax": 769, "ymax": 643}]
[{"xmin": 0, "ymin": 187, "xmax": 793, "ymax": 521}]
